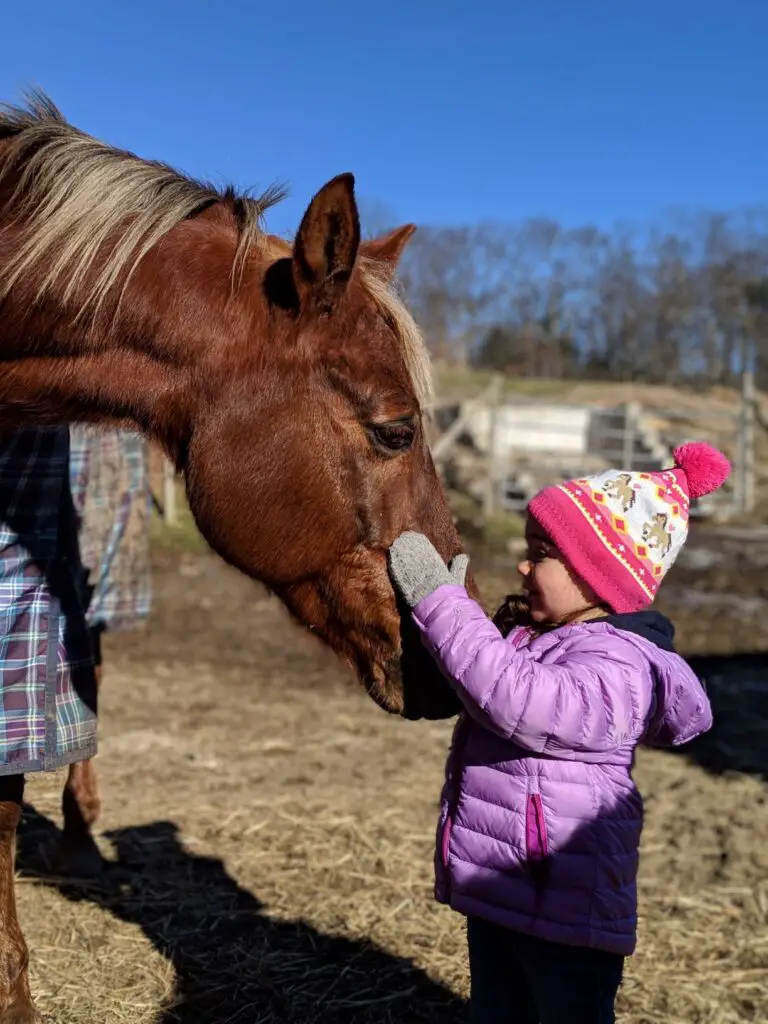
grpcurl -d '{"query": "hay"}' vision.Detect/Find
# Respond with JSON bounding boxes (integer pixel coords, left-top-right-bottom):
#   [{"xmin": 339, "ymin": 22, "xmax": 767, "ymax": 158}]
[{"xmin": 14, "ymin": 541, "xmax": 768, "ymax": 1023}]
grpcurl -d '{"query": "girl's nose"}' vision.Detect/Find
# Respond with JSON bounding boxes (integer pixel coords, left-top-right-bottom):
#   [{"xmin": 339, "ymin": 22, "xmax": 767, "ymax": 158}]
[{"xmin": 517, "ymin": 559, "xmax": 531, "ymax": 579}]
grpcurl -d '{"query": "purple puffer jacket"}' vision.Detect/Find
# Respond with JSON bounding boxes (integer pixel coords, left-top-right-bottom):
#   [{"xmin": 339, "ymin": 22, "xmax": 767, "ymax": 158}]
[{"xmin": 412, "ymin": 586, "xmax": 713, "ymax": 956}]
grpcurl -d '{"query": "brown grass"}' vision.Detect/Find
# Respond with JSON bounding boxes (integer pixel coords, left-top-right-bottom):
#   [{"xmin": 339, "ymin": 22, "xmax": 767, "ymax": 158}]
[{"xmin": 15, "ymin": 524, "xmax": 768, "ymax": 1023}]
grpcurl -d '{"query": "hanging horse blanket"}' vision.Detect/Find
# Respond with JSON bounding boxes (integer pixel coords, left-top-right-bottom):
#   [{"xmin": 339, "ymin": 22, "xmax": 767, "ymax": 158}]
[
  {"xmin": 68, "ymin": 426, "xmax": 152, "ymax": 633},
  {"xmin": 0, "ymin": 428, "xmax": 97, "ymax": 774}
]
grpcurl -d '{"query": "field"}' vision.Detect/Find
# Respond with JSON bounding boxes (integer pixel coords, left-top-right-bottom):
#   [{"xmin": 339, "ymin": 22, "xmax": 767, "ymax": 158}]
[{"xmin": 17, "ymin": 513, "xmax": 768, "ymax": 1024}]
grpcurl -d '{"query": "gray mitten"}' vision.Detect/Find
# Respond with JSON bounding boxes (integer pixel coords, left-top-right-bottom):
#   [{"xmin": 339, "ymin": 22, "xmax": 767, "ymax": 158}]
[{"xmin": 388, "ymin": 531, "xmax": 470, "ymax": 608}]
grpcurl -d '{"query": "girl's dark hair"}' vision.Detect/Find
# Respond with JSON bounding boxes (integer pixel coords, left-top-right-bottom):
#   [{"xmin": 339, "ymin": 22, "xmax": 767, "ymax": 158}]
[
  {"xmin": 492, "ymin": 594, "xmax": 611, "ymax": 639},
  {"xmin": 492, "ymin": 594, "xmax": 534, "ymax": 637}
]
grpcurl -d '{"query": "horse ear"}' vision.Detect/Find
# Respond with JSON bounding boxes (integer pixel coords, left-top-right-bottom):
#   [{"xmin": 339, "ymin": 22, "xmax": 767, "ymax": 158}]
[
  {"xmin": 362, "ymin": 224, "xmax": 416, "ymax": 279},
  {"xmin": 292, "ymin": 173, "xmax": 361, "ymax": 312}
]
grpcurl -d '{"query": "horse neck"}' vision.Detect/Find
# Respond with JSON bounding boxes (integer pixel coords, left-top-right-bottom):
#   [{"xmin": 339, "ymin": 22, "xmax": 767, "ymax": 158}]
[
  {"xmin": 0, "ymin": 261, "xmax": 203, "ymax": 463},
  {"xmin": 0, "ymin": 352, "xmax": 193, "ymax": 461}
]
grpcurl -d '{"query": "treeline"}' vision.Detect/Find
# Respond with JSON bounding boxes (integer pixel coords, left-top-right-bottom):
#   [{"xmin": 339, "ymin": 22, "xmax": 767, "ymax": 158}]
[{"xmin": 376, "ymin": 208, "xmax": 768, "ymax": 388}]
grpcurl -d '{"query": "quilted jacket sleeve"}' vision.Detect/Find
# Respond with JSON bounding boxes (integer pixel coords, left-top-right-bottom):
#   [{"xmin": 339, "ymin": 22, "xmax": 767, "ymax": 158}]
[{"xmin": 411, "ymin": 585, "xmax": 653, "ymax": 755}]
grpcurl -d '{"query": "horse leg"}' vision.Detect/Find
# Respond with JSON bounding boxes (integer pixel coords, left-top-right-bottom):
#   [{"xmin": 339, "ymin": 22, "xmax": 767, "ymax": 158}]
[
  {"xmin": 56, "ymin": 659, "xmax": 103, "ymax": 878},
  {"xmin": 0, "ymin": 775, "xmax": 41, "ymax": 1023}
]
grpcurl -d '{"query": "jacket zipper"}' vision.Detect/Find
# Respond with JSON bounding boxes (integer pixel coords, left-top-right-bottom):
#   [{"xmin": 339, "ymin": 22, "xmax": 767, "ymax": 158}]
[
  {"xmin": 526, "ymin": 791, "xmax": 550, "ymax": 891},
  {"xmin": 526, "ymin": 793, "xmax": 549, "ymax": 861}
]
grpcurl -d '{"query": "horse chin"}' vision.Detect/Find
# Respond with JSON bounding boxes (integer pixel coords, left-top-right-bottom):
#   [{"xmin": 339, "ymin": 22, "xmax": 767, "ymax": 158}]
[
  {"xmin": 363, "ymin": 652, "xmax": 461, "ymax": 722},
  {"xmin": 362, "ymin": 660, "xmax": 406, "ymax": 716}
]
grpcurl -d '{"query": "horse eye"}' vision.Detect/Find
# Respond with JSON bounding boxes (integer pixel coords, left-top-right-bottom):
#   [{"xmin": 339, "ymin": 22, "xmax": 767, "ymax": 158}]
[{"xmin": 369, "ymin": 418, "xmax": 416, "ymax": 455}]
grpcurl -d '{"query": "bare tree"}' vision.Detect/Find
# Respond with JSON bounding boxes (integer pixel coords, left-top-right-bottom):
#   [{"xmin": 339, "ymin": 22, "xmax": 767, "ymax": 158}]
[{"xmin": 399, "ymin": 206, "xmax": 768, "ymax": 388}]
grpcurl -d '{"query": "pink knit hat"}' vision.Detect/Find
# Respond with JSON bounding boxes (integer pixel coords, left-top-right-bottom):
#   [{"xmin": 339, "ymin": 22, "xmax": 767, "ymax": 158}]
[{"xmin": 527, "ymin": 442, "xmax": 731, "ymax": 613}]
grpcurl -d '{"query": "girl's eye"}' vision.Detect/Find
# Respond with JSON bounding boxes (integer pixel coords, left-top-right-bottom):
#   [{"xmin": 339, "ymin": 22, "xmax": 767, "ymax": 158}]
[
  {"xmin": 369, "ymin": 417, "xmax": 417, "ymax": 455},
  {"xmin": 530, "ymin": 547, "xmax": 555, "ymax": 564}
]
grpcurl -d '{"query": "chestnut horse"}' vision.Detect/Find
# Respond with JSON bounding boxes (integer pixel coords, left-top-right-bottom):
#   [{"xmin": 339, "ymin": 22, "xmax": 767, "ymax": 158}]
[{"xmin": 0, "ymin": 92, "xmax": 467, "ymax": 1021}]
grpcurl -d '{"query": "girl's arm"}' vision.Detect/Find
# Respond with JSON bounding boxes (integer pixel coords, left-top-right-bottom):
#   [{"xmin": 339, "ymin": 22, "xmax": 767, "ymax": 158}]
[
  {"xmin": 411, "ymin": 584, "xmax": 651, "ymax": 755},
  {"xmin": 389, "ymin": 532, "xmax": 711, "ymax": 756}
]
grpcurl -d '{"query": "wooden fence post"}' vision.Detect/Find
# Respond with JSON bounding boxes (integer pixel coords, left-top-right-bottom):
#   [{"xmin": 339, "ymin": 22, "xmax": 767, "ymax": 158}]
[
  {"xmin": 483, "ymin": 374, "xmax": 503, "ymax": 518},
  {"xmin": 163, "ymin": 458, "xmax": 178, "ymax": 527},
  {"xmin": 739, "ymin": 370, "xmax": 756, "ymax": 516},
  {"xmin": 622, "ymin": 401, "xmax": 639, "ymax": 470}
]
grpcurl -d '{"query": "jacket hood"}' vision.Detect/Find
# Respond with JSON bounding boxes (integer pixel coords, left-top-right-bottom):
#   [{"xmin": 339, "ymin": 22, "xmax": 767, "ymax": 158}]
[
  {"xmin": 598, "ymin": 621, "xmax": 711, "ymax": 747},
  {"xmin": 602, "ymin": 610, "xmax": 676, "ymax": 652}
]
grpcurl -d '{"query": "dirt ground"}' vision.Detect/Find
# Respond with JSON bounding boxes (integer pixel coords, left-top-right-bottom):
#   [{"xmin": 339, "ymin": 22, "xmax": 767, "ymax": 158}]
[{"xmin": 17, "ymin": 522, "xmax": 768, "ymax": 1024}]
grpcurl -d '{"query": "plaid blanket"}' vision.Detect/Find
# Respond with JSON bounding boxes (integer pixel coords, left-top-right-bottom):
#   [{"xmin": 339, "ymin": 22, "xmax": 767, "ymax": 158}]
[
  {"xmin": 0, "ymin": 428, "xmax": 97, "ymax": 774},
  {"xmin": 68, "ymin": 426, "xmax": 152, "ymax": 632}
]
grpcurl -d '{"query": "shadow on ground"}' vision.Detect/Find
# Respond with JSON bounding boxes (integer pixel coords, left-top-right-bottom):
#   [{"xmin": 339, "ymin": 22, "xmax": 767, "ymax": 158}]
[
  {"xmin": 674, "ymin": 652, "xmax": 768, "ymax": 779},
  {"xmin": 17, "ymin": 807, "xmax": 468, "ymax": 1024}
]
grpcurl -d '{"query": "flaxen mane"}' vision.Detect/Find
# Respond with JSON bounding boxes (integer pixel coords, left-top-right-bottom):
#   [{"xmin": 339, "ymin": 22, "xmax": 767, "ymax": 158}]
[
  {"xmin": 0, "ymin": 90, "xmax": 284, "ymax": 313},
  {"xmin": 360, "ymin": 257, "xmax": 434, "ymax": 408},
  {"xmin": 0, "ymin": 90, "xmax": 432, "ymax": 408}
]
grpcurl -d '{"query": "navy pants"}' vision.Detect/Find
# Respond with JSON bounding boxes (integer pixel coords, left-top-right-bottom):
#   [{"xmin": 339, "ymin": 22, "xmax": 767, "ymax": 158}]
[{"xmin": 467, "ymin": 917, "xmax": 625, "ymax": 1024}]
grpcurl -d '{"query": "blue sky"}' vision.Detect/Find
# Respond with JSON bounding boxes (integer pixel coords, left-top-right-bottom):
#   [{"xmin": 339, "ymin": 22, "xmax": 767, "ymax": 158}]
[{"xmin": 1, "ymin": 1, "xmax": 765, "ymax": 238}]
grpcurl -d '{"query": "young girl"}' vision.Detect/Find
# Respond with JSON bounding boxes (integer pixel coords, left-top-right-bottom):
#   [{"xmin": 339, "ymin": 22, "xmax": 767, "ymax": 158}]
[{"xmin": 388, "ymin": 442, "xmax": 729, "ymax": 1024}]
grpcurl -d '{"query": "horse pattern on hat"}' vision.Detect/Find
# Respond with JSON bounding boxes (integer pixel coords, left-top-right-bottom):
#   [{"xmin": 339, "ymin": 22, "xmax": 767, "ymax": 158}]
[
  {"xmin": 556, "ymin": 467, "xmax": 689, "ymax": 606},
  {"xmin": 602, "ymin": 473, "xmax": 637, "ymax": 513}
]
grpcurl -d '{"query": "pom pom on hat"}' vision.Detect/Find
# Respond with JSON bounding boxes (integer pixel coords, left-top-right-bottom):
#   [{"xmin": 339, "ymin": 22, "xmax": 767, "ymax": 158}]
[{"xmin": 672, "ymin": 442, "xmax": 731, "ymax": 499}]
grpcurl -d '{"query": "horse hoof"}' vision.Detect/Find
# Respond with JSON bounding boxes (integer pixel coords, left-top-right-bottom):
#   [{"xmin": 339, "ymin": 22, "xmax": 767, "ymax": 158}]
[{"xmin": 53, "ymin": 836, "xmax": 104, "ymax": 879}]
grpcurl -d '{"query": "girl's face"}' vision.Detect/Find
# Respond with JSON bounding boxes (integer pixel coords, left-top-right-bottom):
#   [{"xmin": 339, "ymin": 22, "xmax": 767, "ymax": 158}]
[{"xmin": 517, "ymin": 516, "xmax": 602, "ymax": 624}]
